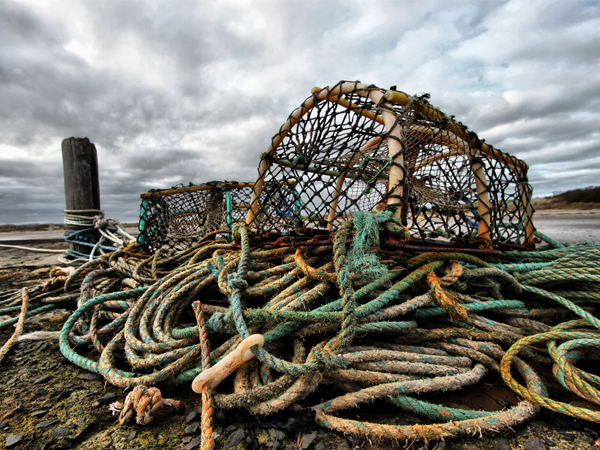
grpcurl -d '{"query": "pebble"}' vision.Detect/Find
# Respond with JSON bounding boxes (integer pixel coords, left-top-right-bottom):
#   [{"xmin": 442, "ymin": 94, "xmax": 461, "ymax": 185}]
[
  {"xmin": 34, "ymin": 387, "xmax": 45, "ymax": 395},
  {"xmin": 494, "ymin": 437, "xmax": 512, "ymax": 450},
  {"xmin": 301, "ymin": 432, "xmax": 318, "ymax": 449},
  {"xmin": 224, "ymin": 429, "xmax": 246, "ymax": 449},
  {"xmin": 36, "ymin": 342, "xmax": 49, "ymax": 352},
  {"xmin": 269, "ymin": 429, "xmax": 286, "ymax": 442},
  {"xmin": 246, "ymin": 430, "xmax": 259, "ymax": 450},
  {"xmin": 51, "ymin": 427, "xmax": 72, "ymax": 438},
  {"xmin": 184, "ymin": 422, "xmax": 199, "ymax": 436},
  {"xmin": 79, "ymin": 373, "xmax": 100, "ymax": 381},
  {"xmin": 54, "ymin": 439, "xmax": 72, "ymax": 449},
  {"xmin": 5, "ymin": 434, "xmax": 23, "ymax": 448},
  {"xmin": 54, "ymin": 389, "xmax": 73, "ymax": 401},
  {"xmin": 524, "ymin": 437, "xmax": 547, "ymax": 450},
  {"xmin": 184, "ymin": 437, "xmax": 201, "ymax": 450},
  {"xmin": 36, "ymin": 419, "xmax": 60, "ymax": 429},
  {"xmin": 33, "ymin": 374, "xmax": 53, "ymax": 384},
  {"xmin": 30, "ymin": 409, "xmax": 49, "ymax": 418},
  {"xmin": 127, "ymin": 431, "xmax": 137, "ymax": 441},
  {"xmin": 185, "ymin": 411, "xmax": 198, "ymax": 423},
  {"xmin": 0, "ymin": 421, "xmax": 7, "ymax": 429},
  {"xmin": 98, "ymin": 392, "xmax": 117, "ymax": 405}
]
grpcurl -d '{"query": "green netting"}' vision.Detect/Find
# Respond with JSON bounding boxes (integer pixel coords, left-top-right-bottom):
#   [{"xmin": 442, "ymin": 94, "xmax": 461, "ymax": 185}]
[
  {"xmin": 247, "ymin": 81, "xmax": 534, "ymax": 249},
  {"xmin": 138, "ymin": 181, "xmax": 297, "ymax": 253}
]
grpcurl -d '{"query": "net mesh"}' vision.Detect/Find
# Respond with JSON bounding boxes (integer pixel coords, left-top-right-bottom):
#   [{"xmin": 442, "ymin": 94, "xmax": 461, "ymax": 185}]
[
  {"xmin": 247, "ymin": 81, "xmax": 534, "ymax": 249},
  {"xmin": 138, "ymin": 181, "xmax": 296, "ymax": 253}
]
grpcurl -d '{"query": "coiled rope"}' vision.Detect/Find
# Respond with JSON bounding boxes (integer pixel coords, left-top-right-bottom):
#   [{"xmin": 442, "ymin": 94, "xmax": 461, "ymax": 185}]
[
  {"xmin": 61, "ymin": 210, "xmax": 135, "ymax": 263},
  {"xmin": 2, "ymin": 212, "xmax": 600, "ymax": 445}
]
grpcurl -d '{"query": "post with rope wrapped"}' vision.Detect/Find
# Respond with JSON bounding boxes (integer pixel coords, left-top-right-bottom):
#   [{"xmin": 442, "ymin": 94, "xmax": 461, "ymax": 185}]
[{"xmin": 61, "ymin": 137, "xmax": 102, "ymax": 258}]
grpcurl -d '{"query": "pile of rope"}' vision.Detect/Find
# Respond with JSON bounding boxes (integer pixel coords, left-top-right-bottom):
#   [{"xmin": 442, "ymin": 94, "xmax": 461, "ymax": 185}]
[
  {"xmin": 2, "ymin": 212, "xmax": 600, "ymax": 446},
  {"xmin": 61, "ymin": 209, "xmax": 135, "ymax": 263}
]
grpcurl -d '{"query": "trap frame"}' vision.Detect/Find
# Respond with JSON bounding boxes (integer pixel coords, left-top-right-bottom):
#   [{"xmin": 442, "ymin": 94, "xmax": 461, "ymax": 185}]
[
  {"xmin": 138, "ymin": 180, "xmax": 298, "ymax": 253},
  {"xmin": 246, "ymin": 81, "xmax": 535, "ymax": 249}
]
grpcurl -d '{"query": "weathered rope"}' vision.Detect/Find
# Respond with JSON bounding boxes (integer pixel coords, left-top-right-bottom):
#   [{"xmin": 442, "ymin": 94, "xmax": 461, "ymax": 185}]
[{"xmin": 3, "ymin": 212, "xmax": 600, "ymax": 444}]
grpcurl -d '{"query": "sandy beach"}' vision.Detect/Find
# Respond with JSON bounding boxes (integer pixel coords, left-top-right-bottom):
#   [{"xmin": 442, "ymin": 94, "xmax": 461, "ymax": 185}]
[
  {"xmin": 0, "ymin": 211, "xmax": 597, "ymax": 269},
  {"xmin": 533, "ymin": 209, "xmax": 600, "ymax": 243}
]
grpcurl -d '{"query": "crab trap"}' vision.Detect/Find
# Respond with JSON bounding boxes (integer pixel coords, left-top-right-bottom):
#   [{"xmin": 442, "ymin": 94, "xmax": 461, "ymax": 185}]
[
  {"xmin": 246, "ymin": 81, "xmax": 535, "ymax": 249},
  {"xmin": 138, "ymin": 180, "xmax": 297, "ymax": 253}
]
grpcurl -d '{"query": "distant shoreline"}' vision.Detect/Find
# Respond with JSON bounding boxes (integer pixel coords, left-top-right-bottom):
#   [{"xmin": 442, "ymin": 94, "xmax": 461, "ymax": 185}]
[
  {"xmin": 1, "ymin": 208, "xmax": 599, "ymax": 232},
  {"xmin": 0, "ymin": 223, "xmax": 138, "ymax": 233}
]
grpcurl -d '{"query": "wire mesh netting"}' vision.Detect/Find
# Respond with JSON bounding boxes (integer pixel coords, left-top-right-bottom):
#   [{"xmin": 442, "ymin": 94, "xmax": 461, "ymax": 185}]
[
  {"xmin": 246, "ymin": 81, "xmax": 535, "ymax": 249},
  {"xmin": 138, "ymin": 181, "xmax": 296, "ymax": 253}
]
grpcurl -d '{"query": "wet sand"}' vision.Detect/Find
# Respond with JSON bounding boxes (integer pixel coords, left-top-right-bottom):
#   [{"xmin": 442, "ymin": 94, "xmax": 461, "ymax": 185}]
[{"xmin": 534, "ymin": 209, "xmax": 600, "ymax": 244}]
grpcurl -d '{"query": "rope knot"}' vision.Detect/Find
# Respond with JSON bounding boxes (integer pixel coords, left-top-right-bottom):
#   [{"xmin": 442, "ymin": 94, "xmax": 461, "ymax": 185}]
[
  {"xmin": 111, "ymin": 385, "xmax": 182, "ymax": 426},
  {"xmin": 227, "ymin": 273, "xmax": 249, "ymax": 292},
  {"xmin": 231, "ymin": 224, "xmax": 246, "ymax": 245},
  {"xmin": 313, "ymin": 348, "xmax": 348, "ymax": 370},
  {"xmin": 93, "ymin": 214, "xmax": 108, "ymax": 229},
  {"xmin": 207, "ymin": 311, "xmax": 228, "ymax": 331}
]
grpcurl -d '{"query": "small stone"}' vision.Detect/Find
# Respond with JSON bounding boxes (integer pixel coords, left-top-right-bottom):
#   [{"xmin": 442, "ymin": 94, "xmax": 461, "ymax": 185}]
[
  {"xmin": 524, "ymin": 438, "xmax": 547, "ymax": 450},
  {"xmin": 301, "ymin": 432, "xmax": 318, "ymax": 449},
  {"xmin": 0, "ymin": 421, "xmax": 7, "ymax": 429},
  {"xmin": 224, "ymin": 429, "xmax": 245, "ymax": 449},
  {"xmin": 5, "ymin": 434, "xmax": 23, "ymax": 448},
  {"xmin": 98, "ymin": 392, "xmax": 117, "ymax": 405},
  {"xmin": 17, "ymin": 369, "xmax": 29, "ymax": 375},
  {"xmin": 269, "ymin": 429, "xmax": 286, "ymax": 442},
  {"xmin": 127, "ymin": 431, "xmax": 137, "ymax": 441},
  {"xmin": 30, "ymin": 409, "xmax": 49, "ymax": 418},
  {"xmin": 51, "ymin": 427, "xmax": 72, "ymax": 438},
  {"xmin": 36, "ymin": 342, "xmax": 49, "ymax": 352},
  {"xmin": 184, "ymin": 436, "xmax": 201, "ymax": 450},
  {"xmin": 185, "ymin": 411, "xmax": 198, "ymax": 423},
  {"xmin": 314, "ymin": 443, "xmax": 326, "ymax": 450},
  {"xmin": 184, "ymin": 422, "xmax": 199, "ymax": 436},
  {"xmin": 55, "ymin": 439, "xmax": 72, "ymax": 449},
  {"xmin": 34, "ymin": 387, "xmax": 45, "ymax": 395},
  {"xmin": 36, "ymin": 419, "xmax": 60, "ymax": 429},
  {"xmin": 53, "ymin": 389, "xmax": 73, "ymax": 401},
  {"xmin": 494, "ymin": 438, "xmax": 511, "ymax": 450},
  {"xmin": 246, "ymin": 430, "xmax": 259, "ymax": 449},
  {"xmin": 33, "ymin": 375, "xmax": 52, "ymax": 384},
  {"xmin": 79, "ymin": 373, "xmax": 100, "ymax": 381}
]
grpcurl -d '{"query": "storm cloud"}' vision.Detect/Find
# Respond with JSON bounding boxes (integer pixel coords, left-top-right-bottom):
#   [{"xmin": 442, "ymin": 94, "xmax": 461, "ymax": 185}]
[{"xmin": 1, "ymin": 0, "xmax": 599, "ymax": 224}]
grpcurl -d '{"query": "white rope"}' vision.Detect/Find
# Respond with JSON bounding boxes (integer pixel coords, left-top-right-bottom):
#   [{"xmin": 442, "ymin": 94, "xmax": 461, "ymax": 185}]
[
  {"xmin": 62, "ymin": 210, "xmax": 136, "ymax": 263},
  {"xmin": 0, "ymin": 243, "xmax": 65, "ymax": 253}
]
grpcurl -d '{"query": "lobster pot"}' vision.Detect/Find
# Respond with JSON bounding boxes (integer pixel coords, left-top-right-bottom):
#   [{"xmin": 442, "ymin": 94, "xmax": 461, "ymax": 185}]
[
  {"xmin": 138, "ymin": 182, "xmax": 228, "ymax": 253},
  {"xmin": 247, "ymin": 81, "xmax": 535, "ymax": 248},
  {"xmin": 404, "ymin": 124, "xmax": 534, "ymax": 247},
  {"xmin": 138, "ymin": 181, "xmax": 297, "ymax": 253}
]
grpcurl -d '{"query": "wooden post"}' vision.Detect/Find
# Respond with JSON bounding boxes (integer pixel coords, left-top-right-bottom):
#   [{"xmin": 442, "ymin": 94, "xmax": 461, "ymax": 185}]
[{"xmin": 62, "ymin": 137, "xmax": 101, "ymax": 255}]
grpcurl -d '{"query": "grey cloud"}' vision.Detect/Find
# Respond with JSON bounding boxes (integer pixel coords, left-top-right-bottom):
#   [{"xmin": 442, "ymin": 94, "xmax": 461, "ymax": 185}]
[{"xmin": 1, "ymin": 0, "xmax": 600, "ymax": 224}]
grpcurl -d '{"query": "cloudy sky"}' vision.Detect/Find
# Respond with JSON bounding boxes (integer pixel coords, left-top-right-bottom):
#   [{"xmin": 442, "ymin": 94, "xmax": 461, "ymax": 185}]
[{"xmin": 1, "ymin": 0, "xmax": 599, "ymax": 224}]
